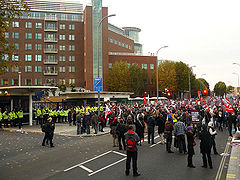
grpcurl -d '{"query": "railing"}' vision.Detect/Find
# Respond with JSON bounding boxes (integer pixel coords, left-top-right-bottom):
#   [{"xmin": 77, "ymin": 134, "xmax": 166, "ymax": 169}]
[
  {"xmin": 44, "ymin": 38, "xmax": 58, "ymax": 42},
  {"xmin": 44, "ymin": 59, "xmax": 58, "ymax": 64},
  {"xmin": 44, "ymin": 27, "xmax": 58, "ymax": 31},
  {"xmin": 44, "ymin": 48, "xmax": 58, "ymax": 53},
  {"xmin": 45, "ymin": 16, "xmax": 58, "ymax": 21},
  {"xmin": 43, "ymin": 71, "xmax": 58, "ymax": 76}
]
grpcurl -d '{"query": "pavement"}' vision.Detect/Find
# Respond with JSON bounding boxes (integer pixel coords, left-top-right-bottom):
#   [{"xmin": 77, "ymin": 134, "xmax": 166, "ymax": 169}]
[{"xmin": 2, "ymin": 123, "xmax": 111, "ymax": 137}]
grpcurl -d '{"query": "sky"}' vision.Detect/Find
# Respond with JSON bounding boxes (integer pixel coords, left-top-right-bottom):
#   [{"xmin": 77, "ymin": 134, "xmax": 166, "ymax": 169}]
[{"xmin": 79, "ymin": 0, "xmax": 240, "ymax": 90}]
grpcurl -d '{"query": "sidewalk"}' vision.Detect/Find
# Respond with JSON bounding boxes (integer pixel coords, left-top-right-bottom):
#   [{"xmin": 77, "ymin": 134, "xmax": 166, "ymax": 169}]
[
  {"xmin": 2, "ymin": 123, "xmax": 110, "ymax": 137},
  {"xmin": 226, "ymin": 137, "xmax": 240, "ymax": 180}
]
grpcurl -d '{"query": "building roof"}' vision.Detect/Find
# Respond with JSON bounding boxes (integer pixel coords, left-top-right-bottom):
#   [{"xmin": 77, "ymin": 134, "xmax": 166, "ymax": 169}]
[{"xmin": 122, "ymin": 27, "xmax": 141, "ymax": 32}]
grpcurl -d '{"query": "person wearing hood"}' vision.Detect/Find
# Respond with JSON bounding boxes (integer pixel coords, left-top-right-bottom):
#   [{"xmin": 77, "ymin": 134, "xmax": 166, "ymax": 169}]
[
  {"xmin": 124, "ymin": 125, "xmax": 140, "ymax": 177},
  {"xmin": 208, "ymin": 121, "xmax": 218, "ymax": 155}
]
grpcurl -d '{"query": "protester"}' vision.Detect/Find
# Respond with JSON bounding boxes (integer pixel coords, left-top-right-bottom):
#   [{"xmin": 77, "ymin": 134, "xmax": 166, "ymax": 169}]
[
  {"xmin": 165, "ymin": 120, "xmax": 174, "ymax": 153},
  {"xmin": 174, "ymin": 118, "xmax": 187, "ymax": 154},
  {"xmin": 135, "ymin": 112, "xmax": 145, "ymax": 145},
  {"xmin": 116, "ymin": 119, "xmax": 127, "ymax": 150},
  {"xmin": 208, "ymin": 121, "xmax": 218, "ymax": 155},
  {"xmin": 42, "ymin": 117, "xmax": 55, "ymax": 148},
  {"xmin": 186, "ymin": 126, "xmax": 196, "ymax": 168}
]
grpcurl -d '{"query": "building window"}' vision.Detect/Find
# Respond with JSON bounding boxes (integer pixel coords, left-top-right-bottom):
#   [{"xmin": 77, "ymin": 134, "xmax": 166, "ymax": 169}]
[
  {"xmin": 128, "ymin": 63, "xmax": 131, "ymax": 68},
  {"xmin": 12, "ymin": 65, "xmax": 19, "ymax": 72},
  {"xmin": 12, "ymin": 54, "xmax": 19, "ymax": 61},
  {"xmin": 69, "ymin": 66, "xmax": 75, "ymax": 73},
  {"xmin": 69, "ymin": 78, "xmax": 75, "ymax": 85},
  {"xmin": 35, "ymin": 79, "xmax": 43, "ymax": 85},
  {"xmin": 126, "ymin": 44, "xmax": 128, "ymax": 48},
  {"xmin": 69, "ymin": 24, "xmax": 75, "ymax": 30},
  {"xmin": 59, "ymin": 45, "xmax": 65, "ymax": 51},
  {"xmin": 109, "ymin": 63, "xmax": 112, "ymax": 69},
  {"xmin": 46, "ymin": 78, "xmax": 55, "ymax": 84},
  {"xmin": 25, "ymin": 66, "xmax": 32, "ymax": 72},
  {"xmin": 26, "ymin": 22, "xmax": 32, "ymax": 28},
  {"xmin": 2, "ymin": 79, "xmax": 8, "ymax": 85},
  {"xmin": 59, "ymin": 34, "xmax": 65, "ymax": 40},
  {"xmin": 59, "ymin": 66, "xmax": 65, "ymax": 73},
  {"xmin": 25, "ymin": 33, "xmax": 32, "ymax": 39},
  {"xmin": 12, "ymin": 79, "xmax": 19, "ymax": 86},
  {"xmin": 59, "ymin": 24, "xmax": 65, "ymax": 30},
  {"xmin": 142, "ymin": 64, "xmax": 147, "ymax": 69},
  {"xmin": 35, "ymin": 33, "xmax": 42, "ymax": 39},
  {"xmin": 122, "ymin": 43, "xmax": 125, "ymax": 47},
  {"xmin": 129, "ymin": 45, "xmax": 132, "ymax": 50},
  {"xmin": 46, "ymin": 55, "xmax": 55, "ymax": 62},
  {"xmin": 118, "ymin": 41, "xmax": 121, "ymax": 46},
  {"xmin": 150, "ymin": 64, "xmax": 154, "ymax": 70},
  {"xmin": 35, "ymin": 44, "xmax": 42, "ymax": 50},
  {"xmin": 4, "ymin": 32, "xmax": 9, "ymax": 38},
  {"xmin": 3, "ymin": 54, "xmax": 9, "ymax": 61},
  {"xmin": 35, "ymin": 55, "xmax": 42, "ymax": 61},
  {"xmin": 109, "ymin": 38, "xmax": 113, "ymax": 43},
  {"xmin": 69, "ymin": 45, "xmax": 75, "ymax": 51},
  {"xmin": 12, "ymin": 32, "xmax": 19, "ymax": 39},
  {"xmin": 69, "ymin": 56, "xmax": 75, "ymax": 61},
  {"xmin": 35, "ymin": 22, "xmax": 42, "ymax": 28},
  {"xmin": 25, "ymin": 55, "xmax": 32, "ymax": 61},
  {"xmin": 25, "ymin": 43, "xmax": 32, "ymax": 50},
  {"xmin": 59, "ymin": 79, "xmax": 66, "ymax": 85},
  {"xmin": 35, "ymin": 66, "xmax": 42, "ymax": 72},
  {"xmin": 59, "ymin": 55, "xmax": 65, "ymax": 62},
  {"xmin": 25, "ymin": 79, "xmax": 32, "ymax": 85},
  {"xmin": 12, "ymin": 21, "xmax": 19, "ymax": 28},
  {"xmin": 114, "ymin": 40, "xmax": 118, "ymax": 44},
  {"xmin": 69, "ymin": 34, "xmax": 75, "ymax": 40},
  {"xmin": 13, "ymin": 43, "xmax": 19, "ymax": 50}
]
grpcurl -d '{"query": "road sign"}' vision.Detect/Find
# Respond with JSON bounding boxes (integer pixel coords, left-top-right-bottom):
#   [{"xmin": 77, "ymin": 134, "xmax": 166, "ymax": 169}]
[{"xmin": 94, "ymin": 78, "xmax": 103, "ymax": 91}]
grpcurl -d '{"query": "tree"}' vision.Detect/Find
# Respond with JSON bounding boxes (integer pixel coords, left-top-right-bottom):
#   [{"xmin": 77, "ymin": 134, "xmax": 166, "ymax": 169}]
[
  {"xmin": 198, "ymin": 78, "xmax": 209, "ymax": 89},
  {"xmin": 0, "ymin": 0, "xmax": 29, "ymax": 74},
  {"xmin": 226, "ymin": 85, "xmax": 234, "ymax": 94},
  {"xmin": 214, "ymin": 81, "xmax": 226, "ymax": 96},
  {"xmin": 70, "ymin": 83, "xmax": 76, "ymax": 92}
]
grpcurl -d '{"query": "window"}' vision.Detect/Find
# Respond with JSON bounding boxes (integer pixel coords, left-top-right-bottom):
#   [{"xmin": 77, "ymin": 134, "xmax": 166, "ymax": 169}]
[
  {"xmin": 12, "ymin": 21, "xmax": 19, "ymax": 27},
  {"xmin": 35, "ymin": 66, "xmax": 42, "ymax": 72},
  {"xmin": 109, "ymin": 38, "xmax": 113, "ymax": 43},
  {"xmin": 126, "ymin": 44, "xmax": 128, "ymax": 48},
  {"xmin": 69, "ymin": 78, "xmax": 75, "ymax": 85},
  {"xmin": 35, "ymin": 55, "xmax": 42, "ymax": 61},
  {"xmin": 12, "ymin": 32, "xmax": 19, "ymax": 39},
  {"xmin": 69, "ymin": 34, "xmax": 75, "ymax": 40},
  {"xmin": 69, "ymin": 66, "xmax": 75, "ymax": 72},
  {"xmin": 12, "ymin": 65, "xmax": 19, "ymax": 72},
  {"xmin": 3, "ymin": 54, "xmax": 9, "ymax": 61},
  {"xmin": 26, "ymin": 22, "xmax": 32, "ymax": 28},
  {"xmin": 59, "ymin": 24, "xmax": 65, "ymax": 30},
  {"xmin": 2, "ymin": 79, "xmax": 8, "ymax": 85},
  {"xmin": 25, "ymin": 43, "xmax": 32, "ymax": 50},
  {"xmin": 129, "ymin": 45, "xmax": 132, "ymax": 50},
  {"xmin": 118, "ymin": 41, "xmax": 121, "ymax": 46},
  {"xmin": 59, "ymin": 79, "xmax": 66, "ymax": 85},
  {"xmin": 69, "ymin": 24, "xmax": 75, "ymax": 30},
  {"xmin": 46, "ymin": 55, "xmax": 55, "ymax": 62},
  {"xmin": 122, "ymin": 43, "xmax": 125, "ymax": 47},
  {"xmin": 142, "ymin": 64, "xmax": 147, "ymax": 69},
  {"xmin": 25, "ymin": 33, "xmax": 32, "ymax": 39},
  {"xmin": 12, "ymin": 79, "xmax": 19, "ymax": 86},
  {"xmin": 35, "ymin": 79, "xmax": 43, "ymax": 85},
  {"xmin": 35, "ymin": 22, "xmax": 42, "ymax": 28},
  {"xmin": 35, "ymin": 44, "xmax": 42, "ymax": 50},
  {"xmin": 69, "ymin": 45, "xmax": 75, "ymax": 51},
  {"xmin": 35, "ymin": 33, "xmax": 42, "ymax": 39},
  {"xmin": 59, "ymin": 56, "xmax": 65, "ymax": 62},
  {"xmin": 150, "ymin": 64, "xmax": 154, "ymax": 70},
  {"xmin": 14, "ymin": 43, "xmax": 19, "ymax": 50},
  {"xmin": 46, "ymin": 78, "xmax": 55, "ymax": 84},
  {"xmin": 25, "ymin": 79, "xmax": 32, "ymax": 85},
  {"xmin": 46, "ymin": 22, "xmax": 56, "ymax": 30},
  {"xmin": 59, "ymin": 66, "xmax": 65, "ymax": 73},
  {"xmin": 109, "ymin": 63, "xmax": 112, "ymax": 69},
  {"xmin": 25, "ymin": 66, "xmax": 32, "ymax": 72},
  {"xmin": 128, "ymin": 63, "xmax": 131, "ymax": 68},
  {"xmin": 59, "ymin": 34, "xmax": 65, "ymax": 40},
  {"xmin": 4, "ymin": 32, "xmax": 9, "ymax": 38},
  {"xmin": 25, "ymin": 55, "xmax": 32, "ymax": 61},
  {"xmin": 114, "ymin": 40, "xmax": 118, "ymax": 44},
  {"xmin": 12, "ymin": 54, "xmax": 19, "ymax": 61},
  {"xmin": 69, "ymin": 56, "xmax": 75, "ymax": 61},
  {"xmin": 59, "ymin": 45, "xmax": 65, "ymax": 51}
]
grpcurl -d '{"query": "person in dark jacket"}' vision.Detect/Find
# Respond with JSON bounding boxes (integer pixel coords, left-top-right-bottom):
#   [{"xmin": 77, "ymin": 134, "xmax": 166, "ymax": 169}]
[
  {"xmin": 124, "ymin": 125, "xmax": 140, "ymax": 177},
  {"xmin": 135, "ymin": 113, "xmax": 145, "ymax": 145},
  {"xmin": 116, "ymin": 119, "xmax": 127, "ymax": 150},
  {"xmin": 156, "ymin": 113, "xmax": 166, "ymax": 144},
  {"xmin": 199, "ymin": 124, "xmax": 213, "ymax": 169},
  {"xmin": 146, "ymin": 114, "xmax": 156, "ymax": 144},
  {"xmin": 186, "ymin": 126, "xmax": 195, "ymax": 168},
  {"xmin": 165, "ymin": 120, "xmax": 174, "ymax": 153},
  {"xmin": 42, "ymin": 117, "xmax": 55, "ymax": 147},
  {"xmin": 227, "ymin": 112, "xmax": 234, "ymax": 137}
]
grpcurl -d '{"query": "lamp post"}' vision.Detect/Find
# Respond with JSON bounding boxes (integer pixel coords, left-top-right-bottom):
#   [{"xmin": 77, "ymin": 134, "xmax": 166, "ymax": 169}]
[
  {"xmin": 233, "ymin": 72, "xmax": 239, "ymax": 87},
  {"xmin": 97, "ymin": 14, "xmax": 116, "ymax": 116},
  {"xmin": 189, "ymin": 65, "xmax": 196, "ymax": 99},
  {"xmin": 156, "ymin": 46, "xmax": 168, "ymax": 103}
]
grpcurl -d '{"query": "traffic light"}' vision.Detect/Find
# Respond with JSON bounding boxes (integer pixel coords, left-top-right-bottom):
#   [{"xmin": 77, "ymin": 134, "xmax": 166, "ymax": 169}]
[
  {"xmin": 203, "ymin": 89, "xmax": 207, "ymax": 95},
  {"xmin": 167, "ymin": 92, "xmax": 171, "ymax": 97}
]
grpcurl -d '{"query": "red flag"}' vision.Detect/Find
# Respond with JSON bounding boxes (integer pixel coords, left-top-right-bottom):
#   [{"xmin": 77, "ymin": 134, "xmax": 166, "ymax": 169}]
[
  {"xmin": 105, "ymin": 105, "xmax": 111, "ymax": 118},
  {"xmin": 224, "ymin": 95, "xmax": 234, "ymax": 114},
  {"xmin": 143, "ymin": 96, "xmax": 147, "ymax": 105},
  {"xmin": 203, "ymin": 102, "xmax": 210, "ymax": 111}
]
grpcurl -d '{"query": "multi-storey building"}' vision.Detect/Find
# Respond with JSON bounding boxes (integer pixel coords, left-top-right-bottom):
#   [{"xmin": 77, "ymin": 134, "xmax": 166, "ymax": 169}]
[{"xmin": 2, "ymin": 0, "xmax": 157, "ymax": 96}]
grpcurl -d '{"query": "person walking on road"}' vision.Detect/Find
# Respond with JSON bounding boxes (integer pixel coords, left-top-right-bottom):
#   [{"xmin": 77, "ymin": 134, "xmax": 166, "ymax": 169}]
[
  {"xmin": 135, "ymin": 112, "xmax": 145, "ymax": 145},
  {"xmin": 165, "ymin": 120, "xmax": 174, "ymax": 153},
  {"xmin": 91, "ymin": 112, "xmax": 99, "ymax": 134},
  {"xmin": 76, "ymin": 112, "xmax": 81, "ymax": 135},
  {"xmin": 116, "ymin": 119, "xmax": 127, "ymax": 150},
  {"xmin": 199, "ymin": 124, "xmax": 213, "ymax": 169},
  {"xmin": 146, "ymin": 114, "xmax": 156, "ymax": 145},
  {"xmin": 156, "ymin": 113, "xmax": 166, "ymax": 144},
  {"xmin": 208, "ymin": 121, "xmax": 218, "ymax": 155},
  {"xmin": 42, "ymin": 117, "xmax": 55, "ymax": 148},
  {"xmin": 186, "ymin": 126, "xmax": 196, "ymax": 168},
  {"xmin": 125, "ymin": 125, "xmax": 140, "ymax": 177},
  {"xmin": 174, "ymin": 118, "xmax": 187, "ymax": 154}
]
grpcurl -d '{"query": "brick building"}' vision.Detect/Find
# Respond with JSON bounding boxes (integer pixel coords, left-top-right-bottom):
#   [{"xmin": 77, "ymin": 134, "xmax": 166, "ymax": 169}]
[{"xmin": 1, "ymin": 0, "xmax": 157, "ymax": 96}]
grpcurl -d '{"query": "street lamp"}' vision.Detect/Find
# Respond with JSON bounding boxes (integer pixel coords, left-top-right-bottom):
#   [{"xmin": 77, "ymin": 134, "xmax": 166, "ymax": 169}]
[
  {"xmin": 189, "ymin": 65, "xmax": 196, "ymax": 99},
  {"xmin": 156, "ymin": 46, "xmax": 168, "ymax": 102},
  {"xmin": 233, "ymin": 72, "xmax": 239, "ymax": 87},
  {"xmin": 97, "ymin": 14, "xmax": 116, "ymax": 116}
]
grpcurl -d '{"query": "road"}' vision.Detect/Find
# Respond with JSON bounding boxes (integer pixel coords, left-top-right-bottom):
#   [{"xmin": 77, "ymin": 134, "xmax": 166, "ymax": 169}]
[{"xmin": 0, "ymin": 128, "xmax": 231, "ymax": 180}]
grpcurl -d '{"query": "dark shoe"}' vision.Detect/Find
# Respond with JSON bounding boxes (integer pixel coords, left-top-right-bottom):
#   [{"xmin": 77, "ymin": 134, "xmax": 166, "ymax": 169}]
[
  {"xmin": 188, "ymin": 165, "xmax": 195, "ymax": 168},
  {"xmin": 152, "ymin": 142, "xmax": 156, "ymax": 145},
  {"xmin": 214, "ymin": 152, "xmax": 218, "ymax": 155},
  {"xmin": 209, "ymin": 166, "xmax": 213, "ymax": 169},
  {"xmin": 50, "ymin": 145, "xmax": 54, "ymax": 148},
  {"xmin": 202, "ymin": 165, "xmax": 207, "ymax": 168},
  {"xmin": 133, "ymin": 173, "xmax": 141, "ymax": 177},
  {"xmin": 119, "ymin": 148, "xmax": 123, "ymax": 150},
  {"xmin": 125, "ymin": 170, "xmax": 129, "ymax": 176},
  {"xmin": 42, "ymin": 144, "xmax": 45, "ymax": 146},
  {"xmin": 168, "ymin": 150, "xmax": 174, "ymax": 153}
]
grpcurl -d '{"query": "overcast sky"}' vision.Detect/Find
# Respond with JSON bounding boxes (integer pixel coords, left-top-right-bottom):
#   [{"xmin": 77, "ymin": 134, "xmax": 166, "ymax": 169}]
[{"xmin": 80, "ymin": 0, "xmax": 240, "ymax": 89}]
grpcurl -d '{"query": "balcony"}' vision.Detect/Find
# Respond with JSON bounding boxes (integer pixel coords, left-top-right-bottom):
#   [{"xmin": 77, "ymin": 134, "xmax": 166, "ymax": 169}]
[
  {"xmin": 44, "ymin": 59, "xmax": 58, "ymax": 65},
  {"xmin": 44, "ymin": 27, "xmax": 58, "ymax": 31},
  {"xmin": 44, "ymin": 71, "xmax": 58, "ymax": 76},
  {"xmin": 44, "ymin": 48, "xmax": 58, "ymax": 53},
  {"xmin": 45, "ymin": 16, "xmax": 58, "ymax": 21},
  {"xmin": 44, "ymin": 38, "xmax": 58, "ymax": 42}
]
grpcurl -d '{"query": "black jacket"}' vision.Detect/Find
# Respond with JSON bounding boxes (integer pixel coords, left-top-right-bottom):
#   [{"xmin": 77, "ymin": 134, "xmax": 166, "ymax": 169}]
[{"xmin": 199, "ymin": 129, "xmax": 212, "ymax": 153}]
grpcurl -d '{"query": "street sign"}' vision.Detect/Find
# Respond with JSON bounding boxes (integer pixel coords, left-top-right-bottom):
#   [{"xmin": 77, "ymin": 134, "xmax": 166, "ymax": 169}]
[{"xmin": 94, "ymin": 78, "xmax": 103, "ymax": 91}]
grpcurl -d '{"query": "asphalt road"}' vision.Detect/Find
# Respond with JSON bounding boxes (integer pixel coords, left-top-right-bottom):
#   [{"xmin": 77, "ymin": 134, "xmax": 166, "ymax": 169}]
[{"xmin": 0, "ymin": 127, "xmax": 231, "ymax": 180}]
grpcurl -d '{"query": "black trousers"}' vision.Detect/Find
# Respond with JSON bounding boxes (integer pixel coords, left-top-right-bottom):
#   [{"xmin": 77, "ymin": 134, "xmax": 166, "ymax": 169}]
[
  {"xmin": 118, "ymin": 135, "xmax": 126, "ymax": 150},
  {"xmin": 166, "ymin": 134, "xmax": 172, "ymax": 152},
  {"xmin": 177, "ymin": 135, "xmax": 187, "ymax": 153},
  {"xmin": 211, "ymin": 137, "xmax": 217, "ymax": 154},
  {"xmin": 188, "ymin": 154, "xmax": 193, "ymax": 166},
  {"xmin": 202, "ymin": 152, "xmax": 212, "ymax": 167},
  {"xmin": 228, "ymin": 123, "xmax": 232, "ymax": 136},
  {"xmin": 42, "ymin": 133, "xmax": 53, "ymax": 146},
  {"xmin": 126, "ymin": 151, "xmax": 138, "ymax": 174},
  {"xmin": 148, "ymin": 127, "xmax": 155, "ymax": 144},
  {"xmin": 18, "ymin": 118, "xmax": 22, "ymax": 129}
]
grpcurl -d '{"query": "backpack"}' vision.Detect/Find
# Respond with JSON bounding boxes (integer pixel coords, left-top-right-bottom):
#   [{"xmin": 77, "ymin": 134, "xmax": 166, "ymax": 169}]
[
  {"xmin": 126, "ymin": 137, "xmax": 136, "ymax": 151},
  {"xmin": 165, "ymin": 122, "xmax": 173, "ymax": 131}
]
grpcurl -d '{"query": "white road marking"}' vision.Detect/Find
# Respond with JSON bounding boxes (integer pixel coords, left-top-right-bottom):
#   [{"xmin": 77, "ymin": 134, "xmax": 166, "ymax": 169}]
[
  {"xmin": 88, "ymin": 158, "xmax": 127, "ymax": 176},
  {"xmin": 79, "ymin": 165, "xmax": 93, "ymax": 173},
  {"xmin": 150, "ymin": 141, "xmax": 162, "ymax": 148},
  {"xmin": 64, "ymin": 150, "xmax": 112, "ymax": 172},
  {"xmin": 112, "ymin": 151, "xmax": 127, "ymax": 157}
]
